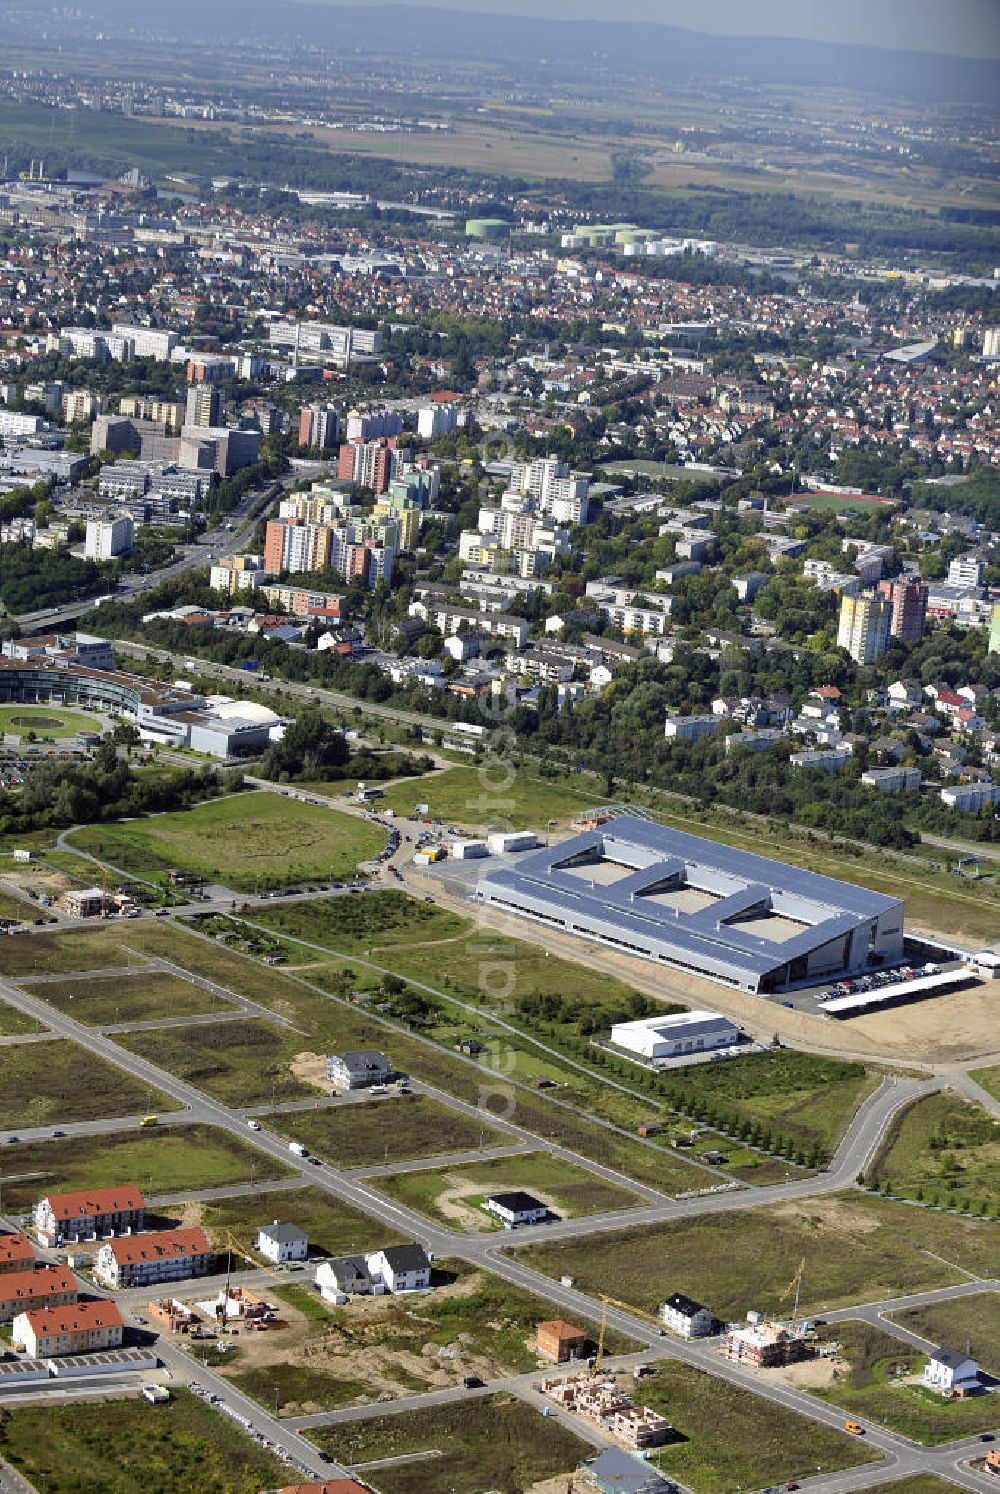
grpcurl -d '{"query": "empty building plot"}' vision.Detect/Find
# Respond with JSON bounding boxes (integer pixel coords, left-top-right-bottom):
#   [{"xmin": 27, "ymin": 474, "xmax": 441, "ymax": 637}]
[{"xmin": 476, "ymin": 816, "xmax": 904, "ymax": 994}]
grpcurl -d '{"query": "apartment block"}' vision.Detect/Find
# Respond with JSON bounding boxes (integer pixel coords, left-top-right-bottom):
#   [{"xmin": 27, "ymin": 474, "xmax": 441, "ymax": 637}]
[
  {"xmin": 13, "ymin": 1301, "xmax": 124, "ymax": 1358},
  {"xmin": 0, "ymin": 1266, "xmax": 77, "ymax": 1322},
  {"xmin": 34, "ymin": 1187, "xmax": 145, "ymax": 1247},
  {"xmin": 95, "ymin": 1227, "xmax": 213, "ymax": 1289}
]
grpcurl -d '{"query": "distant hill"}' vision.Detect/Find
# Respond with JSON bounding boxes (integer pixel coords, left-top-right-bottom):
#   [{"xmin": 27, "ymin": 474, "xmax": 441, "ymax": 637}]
[{"xmin": 65, "ymin": 1, "xmax": 1000, "ymax": 103}]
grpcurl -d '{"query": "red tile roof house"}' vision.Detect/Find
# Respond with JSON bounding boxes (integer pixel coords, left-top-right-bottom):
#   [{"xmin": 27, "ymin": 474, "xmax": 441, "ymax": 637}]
[
  {"xmin": 0, "ymin": 1266, "xmax": 77, "ymax": 1322},
  {"xmin": 0, "ymin": 1232, "xmax": 35, "ymax": 1274},
  {"xmin": 33, "ymin": 1187, "xmax": 145, "ymax": 1247},
  {"xmin": 12, "ymin": 1300, "xmax": 124, "ymax": 1358},
  {"xmin": 94, "ymin": 1227, "xmax": 213, "ymax": 1290}
]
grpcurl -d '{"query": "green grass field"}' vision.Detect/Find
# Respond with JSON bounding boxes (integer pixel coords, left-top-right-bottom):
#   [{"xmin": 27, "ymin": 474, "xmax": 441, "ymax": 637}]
[
  {"xmin": 226, "ymin": 1361, "xmax": 366, "ymax": 1417},
  {"xmin": 0, "ymin": 998, "xmax": 45, "ymax": 1036},
  {"xmin": 516, "ymin": 1192, "xmax": 1000, "ymax": 1321},
  {"xmin": 115, "ymin": 1019, "xmax": 317, "ymax": 1107},
  {"xmin": 0, "ymin": 704, "xmax": 103, "ymax": 739},
  {"xmin": 265, "ymin": 1094, "xmax": 508, "ymax": 1168},
  {"xmin": 201, "ymin": 1185, "xmax": 402, "ymax": 1257},
  {"xmin": 887, "ymin": 1293, "xmax": 1000, "ymax": 1377},
  {"xmin": 640, "ymin": 1359, "xmax": 878, "ymax": 1493},
  {"xmin": 970, "ymin": 1065, "xmax": 1000, "ymax": 1102},
  {"xmin": 813, "ymin": 1319, "xmax": 999, "ymax": 1443},
  {"xmin": 34, "ymin": 971, "xmax": 233, "ymax": 1025},
  {"xmin": 785, "ymin": 492, "xmax": 897, "ymax": 513},
  {"xmin": 69, "ymin": 791, "xmax": 386, "ymax": 891},
  {"xmin": 878, "ymin": 1481, "xmax": 961, "ymax": 1493},
  {"xmin": 0, "ymin": 1126, "xmax": 293, "ymax": 1212},
  {"xmin": 0, "ymin": 888, "xmax": 49, "ymax": 924},
  {"xmin": 0, "ymin": 1040, "xmax": 177, "ymax": 1129},
  {"xmin": 307, "ymin": 1394, "xmax": 592, "ymax": 1494},
  {"xmin": 377, "ymin": 761, "xmax": 597, "ymax": 828},
  {"xmin": 372, "ymin": 1150, "xmax": 640, "ymax": 1229},
  {"xmin": 866, "ymin": 1091, "xmax": 1000, "ymax": 1212},
  {"xmin": 0, "ymin": 928, "xmax": 134, "ymax": 976},
  {"xmin": 0, "ymin": 1388, "xmax": 295, "ymax": 1494},
  {"xmin": 250, "ymin": 889, "xmax": 467, "ymax": 954}
]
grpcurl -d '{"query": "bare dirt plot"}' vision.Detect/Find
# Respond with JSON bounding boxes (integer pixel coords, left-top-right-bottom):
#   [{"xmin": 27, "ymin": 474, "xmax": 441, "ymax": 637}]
[{"xmin": 220, "ymin": 1263, "xmax": 626, "ymax": 1418}]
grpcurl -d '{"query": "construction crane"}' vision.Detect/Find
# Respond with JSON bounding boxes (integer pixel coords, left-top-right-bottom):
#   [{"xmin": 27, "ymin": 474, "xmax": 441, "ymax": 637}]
[
  {"xmin": 781, "ymin": 1258, "xmax": 807, "ymax": 1320},
  {"xmin": 216, "ymin": 1229, "xmax": 295, "ymax": 1316},
  {"xmin": 592, "ymin": 1294, "xmax": 666, "ymax": 1376}
]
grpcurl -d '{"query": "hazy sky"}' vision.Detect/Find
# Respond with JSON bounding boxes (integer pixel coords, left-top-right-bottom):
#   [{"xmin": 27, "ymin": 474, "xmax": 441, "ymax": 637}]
[{"xmin": 304, "ymin": 0, "xmax": 1000, "ymax": 58}]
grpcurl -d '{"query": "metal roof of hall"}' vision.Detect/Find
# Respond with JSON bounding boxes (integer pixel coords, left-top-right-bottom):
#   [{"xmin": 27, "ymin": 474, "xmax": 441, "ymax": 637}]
[{"xmin": 476, "ymin": 816, "xmax": 901, "ymax": 983}]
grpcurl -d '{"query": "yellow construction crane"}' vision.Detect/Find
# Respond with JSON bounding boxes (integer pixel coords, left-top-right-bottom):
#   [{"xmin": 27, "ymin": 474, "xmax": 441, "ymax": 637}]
[
  {"xmin": 592, "ymin": 1293, "xmax": 666, "ymax": 1376},
  {"xmin": 215, "ymin": 1229, "xmax": 298, "ymax": 1313},
  {"xmin": 781, "ymin": 1257, "xmax": 807, "ymax": 1320}
]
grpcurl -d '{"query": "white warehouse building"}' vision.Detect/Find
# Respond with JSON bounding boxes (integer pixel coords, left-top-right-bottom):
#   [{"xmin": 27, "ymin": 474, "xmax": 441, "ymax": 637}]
[{"xmin": 611, "ymin": 1010, "xmax": 740, "ymax": 1061}]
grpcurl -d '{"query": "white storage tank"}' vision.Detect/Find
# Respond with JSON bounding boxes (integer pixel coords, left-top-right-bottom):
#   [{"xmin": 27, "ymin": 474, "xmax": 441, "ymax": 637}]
[
  {"xmin": 450, "ymin": 839, "xmax": 488, "ymax": 860},
  {"xmin": 486, "ymin": 831, "xmax": 539, "ymax": 854}
]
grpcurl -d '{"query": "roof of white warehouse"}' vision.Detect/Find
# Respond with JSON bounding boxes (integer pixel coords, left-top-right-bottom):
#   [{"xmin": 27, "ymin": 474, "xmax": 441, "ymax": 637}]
[{"xmin": 611, "ymin": 1011, "xmax": 739, "ymax": 1052}]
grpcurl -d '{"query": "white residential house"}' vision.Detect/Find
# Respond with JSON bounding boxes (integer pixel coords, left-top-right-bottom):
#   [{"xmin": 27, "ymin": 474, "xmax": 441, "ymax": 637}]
[
  {"xmin": 316, "ymin": 1244, "xmax": 431, "ymax": 1302},
  {"xmin": 328, "ymin": 1050, "xmax": 393, "ymax": 1091},
  {"xmin": 482, "ymin": 1191, "xmax": 550, "ymax": 1229},
  {"xmin": 256, "ymin": 1221, "xmax": 309, "ymax": 1266},
  {"xmin": 922, "ymin": 1346, "xmax": 980, "ymax": 1395},
  {"xmin": 367, "ymin": 1245, "xmax": 432, "ymax": 1293},
  {"xmin": 659, "ymin": 1292, "xmax": 715, "ymax": 1339},
  {"xmin": 316, "ymin": 1255, "xmax": 373, "ymax": 1303}
]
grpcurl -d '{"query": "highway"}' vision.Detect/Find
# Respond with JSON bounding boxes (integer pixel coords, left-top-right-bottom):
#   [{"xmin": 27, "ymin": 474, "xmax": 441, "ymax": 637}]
[{"xmin": 15, "ymin": 476, "xmax": 284, "ymax": 637}]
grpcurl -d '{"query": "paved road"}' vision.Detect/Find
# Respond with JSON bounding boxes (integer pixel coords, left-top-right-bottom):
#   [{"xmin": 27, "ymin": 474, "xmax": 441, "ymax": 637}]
[
  {"xmin": 15, "ymin": 481, "xmax": 283, "ymax": 637},
  {"xmin": 3, "ymin": 967, "xmax": 981, "ymax": 1487},
  {"xmin": 2, "ymin": 923, "xmax": 996, "ymax": 1489}
]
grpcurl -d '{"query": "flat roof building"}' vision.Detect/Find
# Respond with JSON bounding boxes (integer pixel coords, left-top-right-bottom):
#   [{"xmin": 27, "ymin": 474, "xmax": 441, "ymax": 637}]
[
  {"xmin": 610, "ymin": 1010, "xmax": 740, "ymax": 1061},
  {"xmin": 476, "ymin": 816, "xmax": 904, "ymax": 993}
]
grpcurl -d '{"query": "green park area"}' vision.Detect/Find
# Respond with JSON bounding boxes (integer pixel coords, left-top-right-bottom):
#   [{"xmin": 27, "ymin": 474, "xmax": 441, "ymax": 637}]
[
  {"xmin": 308, "ymin": 1394, "xmax": 592, "ymax": 1494},
  {"xmin": 115, "ymin": 1018, "xmax": 319, "ymax": 1107},
  {"xmin": 813, "ymin": 1319, "xmax": 999, "ymax": 1443},
  {"xmin": 640, "ymin": 1359, "xmax": 879, "ymax": 1493},
  {"xmin": 888, "ymin": 1292, "xmax": 1000, "ymax": 1377},
  {"xmin": 517, "ymin": 1192, "xmax": 999, "ymax": 1321},
  {"xmin": 866, "ymin": 1091, "xmax": 1000, "ymax": 1213},
  {"xmin": 0, "ymin": 1388, "xmax": 295, "ymax": 1494},
  {"xmin": 785, "ymin": 491, "xmax": 897, "ymax": 513},
  {"xmin": 69, "ymin": 790, "xmax": 386, "ymax": 891},
  {"xmin": 35, "ymin": 970, "xmax": 234, "ymax": 1025},
  {"xmin": 376, "ymin": 760, "xmax": 597, "ymax": 828},
  {"xmin": 0, "ymin": 1040, "xmax": 177, "ymax": 1129},
  {"xmin": 373, "ymin": 1150, "xmax": 640, "ymax": 1229},
  {"xmin": 0, "ymin": 1126, "xmax": 292, "ymax": 1213},
  {"xmin": 265, "ymin": 1093, "xmax": 508, "ymax": 1169},
  {"xmin": 0, "ymin": 704, "xmax": 104, "ymax": 739},
  {"xmin": 200, "ymin": 1185, "xmax": 402, "ymax": 1258}
]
